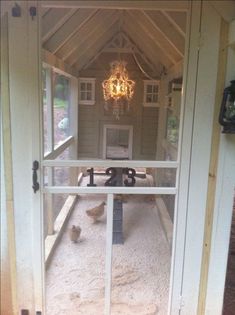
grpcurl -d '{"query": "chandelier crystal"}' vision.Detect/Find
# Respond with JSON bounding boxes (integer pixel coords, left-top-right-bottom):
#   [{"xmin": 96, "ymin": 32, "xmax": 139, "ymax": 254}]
[{"xmin": 102, "ymin": 60, "xmax": 135, "ymax": 119}]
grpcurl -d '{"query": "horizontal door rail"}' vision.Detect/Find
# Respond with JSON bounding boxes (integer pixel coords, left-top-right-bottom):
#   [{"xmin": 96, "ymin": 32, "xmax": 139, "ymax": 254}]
[
  {"xmin": 44, "ymin": 136, "xmax": 74, "ymax": 160},
  {"xmin": 42, "ymin": 159, "xmax": 179, "ymax": 168},
  {"xmin": 43, "ymin": 186, "xmax": 177, "ymax": 195}
]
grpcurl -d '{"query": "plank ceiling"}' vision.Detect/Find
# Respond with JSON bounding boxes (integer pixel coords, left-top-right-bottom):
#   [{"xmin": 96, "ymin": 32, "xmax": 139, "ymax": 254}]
[{"xmin": 41, "ymin": 1, "xmax": 187, "ymax": 76}]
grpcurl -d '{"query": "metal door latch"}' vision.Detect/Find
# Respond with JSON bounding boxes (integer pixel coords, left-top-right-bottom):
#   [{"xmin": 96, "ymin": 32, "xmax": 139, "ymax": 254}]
[{"xmin": 32, "ymin": 160, "xmax": 39, "ymax": 193}]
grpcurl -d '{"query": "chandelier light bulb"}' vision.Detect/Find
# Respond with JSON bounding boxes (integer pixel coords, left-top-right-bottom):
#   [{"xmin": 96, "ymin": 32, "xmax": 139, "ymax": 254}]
[{"xmin": 102, "ymin": 60, "xmax": 135, "ymax": 119}]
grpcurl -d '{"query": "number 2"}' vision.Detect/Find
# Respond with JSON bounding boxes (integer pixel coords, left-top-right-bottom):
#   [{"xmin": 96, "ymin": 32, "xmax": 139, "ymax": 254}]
[{"xmin": 105, "ymin": 167, "xmax": 117, "ymax": 186}]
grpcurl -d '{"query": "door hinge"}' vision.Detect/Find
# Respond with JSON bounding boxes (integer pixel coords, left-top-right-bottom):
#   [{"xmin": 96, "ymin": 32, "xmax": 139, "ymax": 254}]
[{"xmin": 21, "ymin": 310, "xmax": 29, "ymax": 315}]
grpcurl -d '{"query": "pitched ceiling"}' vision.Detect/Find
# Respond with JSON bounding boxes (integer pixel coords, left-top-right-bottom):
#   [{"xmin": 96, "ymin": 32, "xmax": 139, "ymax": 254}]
[{"xmin": 42, "ymin": 2, "xmax": 187, "ymax": 76}]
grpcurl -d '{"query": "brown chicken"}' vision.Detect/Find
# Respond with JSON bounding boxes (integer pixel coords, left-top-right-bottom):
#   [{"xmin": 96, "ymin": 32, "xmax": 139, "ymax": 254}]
[
  {"xmin": 86, "ymin": 201, "xmax": 106, "ymax": 223},
  {"xmin": 69, "ymin": 225, "xmax": 81, "ymax": 243}
]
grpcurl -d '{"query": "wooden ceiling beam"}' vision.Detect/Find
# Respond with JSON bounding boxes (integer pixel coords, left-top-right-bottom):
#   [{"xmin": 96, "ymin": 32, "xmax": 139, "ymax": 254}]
[
  {"xmin": 161, "ymin": 10, "xmax": 186, "ymax": 38},
  {"xmin": 142, "ymin": 10, "xmax": 185, "ymax": 58},
  {"xmin": 68, "ymin": 12, "xmax": 119, "ymax": 66},
  {"xmin": 44, "ymin": 8, "xmax": 98, "ymax": 54},
  {"xmin": 41, "ymin": 1, "xmax": 189, "ymax": 11},
  {"xmin": 127, "ymin": 11, "xmax": 180, "ymax": 65},
  {"xmin": 55, "ymin": 10, "xmax": 112, "ymax": 60},
  {"xmin": 76, "ymin": 27, "xmax": 119, "ymax": 71},
  {"xmin": 120, "ymin": 32, "xmax": 160, "ymax": 76},
  {"xmin": 42, "ymin": 8, "xmax": 77, "ymax": 43},
  {"xmin": 42, "ymin": 49, "xmax": 77, "ymax": 77},
  {"xmin": 41, "ymin": 7, "xmax": 51, "ymax": 17},
  {"xmin": 124, "ymin": 16, "xmax": 170, "ymax": 70}
]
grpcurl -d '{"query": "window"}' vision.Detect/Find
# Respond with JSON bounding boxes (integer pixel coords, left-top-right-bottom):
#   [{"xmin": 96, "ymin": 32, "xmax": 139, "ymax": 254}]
[
  {"xmin": 53, "ymin": 72, "xmax": 71, "ymax": 147},
  {"xmin": 166, "ymin": 111, "xmax": 179, "ymax": 145},
  {"xmin": 42, "ymin": 65, "xmax": 74, "ymax": 156},
  {"xmin": 42, "ymin": 67, "xmax": 49, "ymax": 153},
  {"xmin": 143, "ymin": 80, "xmax": 160, "ymax": 107},
  {"xmin": 79, "ymin": 78, "xmax": 95, "ymax": 105}
]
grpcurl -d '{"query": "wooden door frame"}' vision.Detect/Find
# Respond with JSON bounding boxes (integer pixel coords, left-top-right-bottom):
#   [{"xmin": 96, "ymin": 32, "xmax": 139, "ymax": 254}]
[{"xmin": 102, "ymin": 124, "xmax": 133, "ymax": 159}]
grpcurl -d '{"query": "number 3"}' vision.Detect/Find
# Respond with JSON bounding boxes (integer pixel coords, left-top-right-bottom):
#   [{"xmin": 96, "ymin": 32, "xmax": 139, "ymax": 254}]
[{"xmin": 123, "ymin": 168, "xmax": 136, "ymax": 187}]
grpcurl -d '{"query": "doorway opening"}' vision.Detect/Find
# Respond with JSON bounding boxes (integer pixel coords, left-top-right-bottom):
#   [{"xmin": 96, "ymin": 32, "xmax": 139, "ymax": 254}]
[
  {"xmin": 103, "ymin": 124, "xmax": 133, "ymax": 159},
  {"xmin": 41, "ymin": 2, "xmax": 188, "ymax": 314}
]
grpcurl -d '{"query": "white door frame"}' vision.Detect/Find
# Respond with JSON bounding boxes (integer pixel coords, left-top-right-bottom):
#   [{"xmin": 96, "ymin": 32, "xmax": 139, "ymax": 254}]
[
  {"xmin": 1, "ymin": 1, "xmax": 44, "ymax": 314},
  {"xmin": 205, "ymin": 19, "xmax": 235, "ymax": 314},
  {"xmin": 102, "ymin": 124, "xmax": 133, "ymax": 159}
]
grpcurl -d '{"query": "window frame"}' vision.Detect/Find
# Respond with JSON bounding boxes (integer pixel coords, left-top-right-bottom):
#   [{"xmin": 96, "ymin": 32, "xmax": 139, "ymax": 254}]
[
  {"xmin": 79, "ymin": 77, "xmax": 96, "ymax": 105},
  {"xmin": 42, "ymin": 63, "xmax": 76, "ymax": 158},
  {"xmin": 143, "ymin": 80, "xmax": 160, "ymax": 107}
]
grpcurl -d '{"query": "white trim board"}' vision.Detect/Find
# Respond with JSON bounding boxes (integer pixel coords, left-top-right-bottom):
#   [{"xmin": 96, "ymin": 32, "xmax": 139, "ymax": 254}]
[
  {"xmin": 205, "ymin": 16, "xmax": 235, "ymax": 314},
  {"xmin": 179, "ymin": 3, "xmax": 223, "ymax": 315},
  {"xmin": 102, "ymin": 124, "xmax": 133, "ymax": 159},
  {"xmin": 205, "ymin": 135, "xmax": 235, "ymax": 315},
  {"xmin": 155, "ymin": 197, "xmax": 173, "ymax": 247},
  {"xmin": 42, "ymin": 159, "xmax": 178, "ymax": 168}
]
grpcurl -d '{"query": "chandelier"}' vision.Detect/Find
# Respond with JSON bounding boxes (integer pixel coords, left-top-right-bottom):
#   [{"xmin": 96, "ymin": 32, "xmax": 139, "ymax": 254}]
[{"xmin": 102, "ymin": 60, "xmax": 135, "ymax": 119}]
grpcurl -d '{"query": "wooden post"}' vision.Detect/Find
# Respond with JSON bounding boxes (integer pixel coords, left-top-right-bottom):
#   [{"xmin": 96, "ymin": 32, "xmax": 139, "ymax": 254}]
[
  {"xmin": 69, "ymin": 76, "xmax": 79, "ymax": 187},
  {"xmin": 105, "ymin": 193, "xmax": 114, "ymax": 315},
  {"xmin": 197, "ymin": 18, "xmax": 229, "ymax": 315},
  {"xmin": 46, "ymin": 67, "xmax": 55, "ymax": 235},
  {"xmin": 1, "ymin": 11, "xmax": 18, "ymax": 315}
]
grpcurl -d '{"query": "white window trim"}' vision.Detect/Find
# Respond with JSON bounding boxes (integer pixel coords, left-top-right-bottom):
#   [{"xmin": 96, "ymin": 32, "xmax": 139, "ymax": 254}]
[
  {"xmin": 79, "ymin": 77, "xmax": 96, "ymax": 105},
  {"xmin": 102, "ymin": 124, "xmax": 133, "ymax": 159},
  {"xmin": 143, "ymin": 80, "xmax": 160, "ymax": 107}
]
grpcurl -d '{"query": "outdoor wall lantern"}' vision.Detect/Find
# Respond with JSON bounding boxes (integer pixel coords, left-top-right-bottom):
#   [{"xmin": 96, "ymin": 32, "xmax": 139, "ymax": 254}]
[{"xmin": 219, "ymin": 80, "xmax": 235, "ymax": 133}]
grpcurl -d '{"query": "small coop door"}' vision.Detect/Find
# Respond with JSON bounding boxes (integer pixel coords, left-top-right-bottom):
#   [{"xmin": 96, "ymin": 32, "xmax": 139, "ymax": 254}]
[{"xmin": 103, "ymin": 125, "xmax": 133, "ymax": 159}]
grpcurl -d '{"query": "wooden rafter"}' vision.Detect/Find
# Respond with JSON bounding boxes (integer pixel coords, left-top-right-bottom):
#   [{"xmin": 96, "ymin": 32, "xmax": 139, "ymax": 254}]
[
  {"xmin": 142, "ymin": 10, "xmax": 184, "ymax": 57},
  {"xmin": 44, "ymin": 8, "xmax": 98, "ymax": 54},
  {"xmin": 41, "ymin": 1, "xmax": 189, "ymax": 11},
  {"xmin": 42, "ymin": 8, "xmax": 77, "ymax": 43},
  {"xmin": 122, "ymin": 32, "xmax": 161, "ymax": 76},
  {"xmin": 106, "ymin": 31, "xmax": 160, "ymax": 75},
  {"xmin": 42, "ymin": 7, "xmax": 51, "ymax": 17},
  {"xmin": 103, "ymin": 32, "xmax": 134, "ymax": 52},
  {"xmin": 125, "ymin": 12, "xmax": 173, "ymax": 67},
  {"xmin": 77, "ymin": 29, "xmax": 120, "ymax": 71},
  {"xmin": 127, "ymin": 10, "xmax": 180, "ymax": 65},
  {"xmin": 61, "ymin": 10, "xmax": 119, "ymax": 63},
  {"xmin": 56, "ymin": 10, "xmax": 110, "ymax": 60},
  {"xmin": 124, "ymin": 15, "xmax": 170, "ymax": 69},
  {"xmin": 42, "ymin": 49, "xmax": 77, "ymax": 77},
  {"xmin": 78, "ymin": 30, "xmax": 160, "ymax": 76},
  {"xmin": 69, "ymin": 14, "xmax": 119, "ymax": 67},
  {"xmin": 161, "ymin": 10, "xmax": 186, "ymax": 38}
]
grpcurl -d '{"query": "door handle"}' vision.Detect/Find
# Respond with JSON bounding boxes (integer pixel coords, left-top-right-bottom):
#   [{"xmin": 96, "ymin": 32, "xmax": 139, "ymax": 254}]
[{"xmin": 32, "ymin": 160, "xmax": 39, "ymax": 193}]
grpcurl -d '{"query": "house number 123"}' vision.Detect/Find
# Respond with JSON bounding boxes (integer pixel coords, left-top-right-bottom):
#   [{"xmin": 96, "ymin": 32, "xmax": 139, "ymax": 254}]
[{"xmin": 87, "ymin": 167, "xmax": 136, "ymax": 187}]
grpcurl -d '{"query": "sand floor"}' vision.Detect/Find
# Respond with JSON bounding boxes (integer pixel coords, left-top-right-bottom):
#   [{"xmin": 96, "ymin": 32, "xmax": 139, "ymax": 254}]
[{"xmin": 46, "ymin": 175, "xmax": 171, "ymax": 315}]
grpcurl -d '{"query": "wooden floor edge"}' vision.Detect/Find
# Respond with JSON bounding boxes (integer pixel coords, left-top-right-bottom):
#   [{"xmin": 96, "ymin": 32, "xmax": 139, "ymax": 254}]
[{"xmin": 155, "ymin": 196, "xmax": 173, "ymax": 247}]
